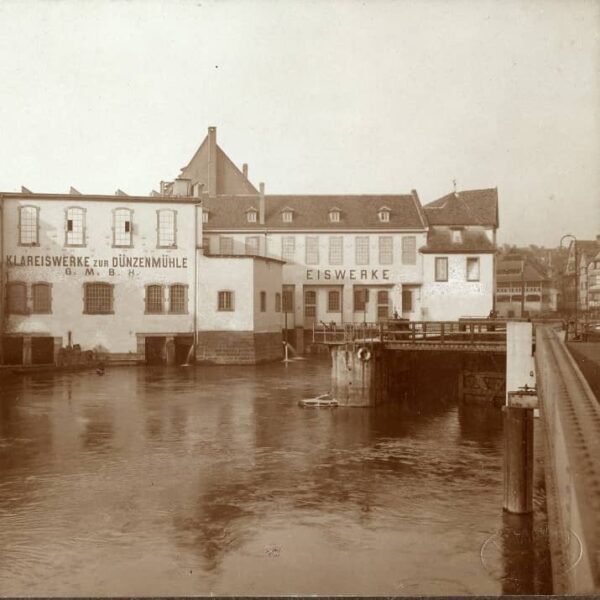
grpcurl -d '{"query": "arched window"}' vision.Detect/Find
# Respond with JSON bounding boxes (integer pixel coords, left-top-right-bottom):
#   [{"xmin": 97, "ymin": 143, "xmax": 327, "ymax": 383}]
[
  {"xmin": 157, "ymin": 209, "xmax": 177, "ymax": 248},
  {"xmin": 145, "ymin": 285, "xmax": 164, "ymax": 314},
  {"xmin": 65, "ymin": 207, "xmax": 86, "ymax": 246},
  {"xmin": 113, "ymin": 208, "xmax": 133, "ymax": 247},
  {"xmin": 19, "ymin": 206, "xmax": 39, "ymax": 246},
  {"xmin": 32, "ymin": 283, "xmax": 52, "ymax": 313},
  {"xmin": 7, "ymin": 282, "xmax": 27, "ymax": 314}
]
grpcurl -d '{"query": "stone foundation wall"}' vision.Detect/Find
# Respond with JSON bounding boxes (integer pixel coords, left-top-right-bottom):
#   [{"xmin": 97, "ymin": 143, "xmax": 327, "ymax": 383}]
[
  {"xmin": 195, "ymin": 331, "xmax": 282, "ymax": 365},
  {"xmin": 331, "ymin": 343, "xmax": 390, "ymax": 407}
]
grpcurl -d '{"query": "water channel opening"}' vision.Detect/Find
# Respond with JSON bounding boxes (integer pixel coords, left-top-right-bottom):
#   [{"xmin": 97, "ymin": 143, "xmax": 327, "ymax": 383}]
[
  {"xmin": 1, "ymin": 337, "xmax": 24, "ymax": 365},
  {"xmin": 31, "ymin": 337, "xmax": 54, "ymax": 365},
  {"xmin": 175, "ymin": 336, "xmax": 194, "ymax": 365},
  {"xmin": 145, "ymin": 336, "xmax": 167, "ymax": 365}
]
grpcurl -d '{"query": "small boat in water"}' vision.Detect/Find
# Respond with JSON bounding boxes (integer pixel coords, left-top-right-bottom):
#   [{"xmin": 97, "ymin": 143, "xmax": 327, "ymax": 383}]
[{"xmin": 298, "ymin": 393, "xmax": 339, "ymax": 408}]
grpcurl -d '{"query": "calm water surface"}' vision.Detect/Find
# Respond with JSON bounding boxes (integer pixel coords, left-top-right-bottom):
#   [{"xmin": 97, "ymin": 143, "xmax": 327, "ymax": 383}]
[{"xmin": 0, "ymin": 359, "xmax": 551, "ymax": 596}]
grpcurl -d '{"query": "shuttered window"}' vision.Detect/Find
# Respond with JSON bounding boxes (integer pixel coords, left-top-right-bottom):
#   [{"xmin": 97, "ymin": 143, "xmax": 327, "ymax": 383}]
[
  {"xmin": 305, "ymin": 236, "xmax": 319, "ymax": 265},
  {"xmin": 466, "ymin": 257, "xmax": 480, "ymax": 281},
  {"xmin": 32, "ymin": 283, "xmax": 52, "ymax": 313},
  {"xmin": 218, "ymin": 291, "xmax": 234, "ymax": 311},
  {"xmin": 355, "ymin": 236, "xmax": 369, "ymax": 265},
  {"xmin": 219, "ymin": 236, "xmax": 234, "ymax": 254},
  {"xmin": 378, "ymin": 236, "xmax": 393, "ymax": 265},
  {"xmin": 401, "ymin": 236, "xmax": 416, "ymax": 265},
  {"xmin": 435, "ymin": 257, "xmax": 448, "ymax": 282},
  {"xmin": 282, "ymin": 237, "xmax": 295, "ymax": 261},
  {"xmin": 328, "ymin": 290, "xmax": 341, "ymax": 312},
  {"xmin": 329, "ymin": 236, "xmax": 343, "ymax": 265},
  {"xmin": 7, "ymin": 282, "xmax": 27, "ymax": 314}
]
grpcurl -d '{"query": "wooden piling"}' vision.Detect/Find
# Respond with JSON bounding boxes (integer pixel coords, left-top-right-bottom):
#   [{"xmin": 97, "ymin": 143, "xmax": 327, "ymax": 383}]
[{"xmin": 503, "ymin": 405, "xmax": 534, "ymax": 514}]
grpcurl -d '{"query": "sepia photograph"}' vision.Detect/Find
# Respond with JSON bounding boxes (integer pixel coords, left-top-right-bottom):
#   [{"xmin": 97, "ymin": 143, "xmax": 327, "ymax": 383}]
[{"xmin": 0, "ymin": 0, "xmax": 599, "ymax": 596}]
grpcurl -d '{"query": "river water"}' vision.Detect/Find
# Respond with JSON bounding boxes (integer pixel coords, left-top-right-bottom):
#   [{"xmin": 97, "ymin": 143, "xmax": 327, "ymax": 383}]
[{"xmin": 0, "ymin": 358, "xmax": 551, "ymax": 596}]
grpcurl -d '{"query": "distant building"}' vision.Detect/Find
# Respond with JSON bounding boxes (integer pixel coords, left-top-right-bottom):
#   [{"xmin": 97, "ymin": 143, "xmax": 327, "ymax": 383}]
[
  {"xmin": 588, "ymin": 249, "xmax": 600, "ymax": 313},
  {"xmin": 496, "ymin": 255, "xmax": 554, "ymax": 317},
  {"xmin": 563, "ymin": 238, "xmax": 600, "ymax": 315}
]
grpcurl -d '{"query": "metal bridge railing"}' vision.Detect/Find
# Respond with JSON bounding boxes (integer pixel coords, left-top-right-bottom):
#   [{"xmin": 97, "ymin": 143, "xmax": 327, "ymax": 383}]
[{"xmin": 312, "ymin": 319, "xmax": 511, "ymax": 346}]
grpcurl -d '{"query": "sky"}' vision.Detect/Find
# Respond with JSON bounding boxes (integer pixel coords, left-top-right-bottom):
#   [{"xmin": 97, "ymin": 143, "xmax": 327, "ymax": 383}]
[{"xmin": 0, "ymin": 0, "xmax": 598, "ymax": 247}]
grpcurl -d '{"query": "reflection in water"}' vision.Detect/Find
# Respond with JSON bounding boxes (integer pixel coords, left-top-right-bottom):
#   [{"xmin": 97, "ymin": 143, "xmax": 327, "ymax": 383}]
[{"xmin": 0, "ymin": 359, "xmax": 551, "ymax": 595}]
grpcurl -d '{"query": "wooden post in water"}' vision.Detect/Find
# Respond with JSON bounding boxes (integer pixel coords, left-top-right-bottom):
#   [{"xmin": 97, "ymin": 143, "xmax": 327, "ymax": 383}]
[
  {"xmin": 502, "ymin": 404, "xmax": 534, "ymax": 513},
  {"xmin": 503, "ymin": 321, "xmax": 537, "ymax": 514}
]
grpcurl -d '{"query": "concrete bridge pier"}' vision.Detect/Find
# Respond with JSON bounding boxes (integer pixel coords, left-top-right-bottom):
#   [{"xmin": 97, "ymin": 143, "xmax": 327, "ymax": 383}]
[
  {"xmin": 331, "ymin": 343, "xmax": 390, "ymax": 407},
  {"xmin": 503, "ymin": 321, "xmax": 537, "ymax": 514}
]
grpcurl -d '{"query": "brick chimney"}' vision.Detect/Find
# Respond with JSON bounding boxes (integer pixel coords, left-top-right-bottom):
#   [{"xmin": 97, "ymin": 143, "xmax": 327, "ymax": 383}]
[
  {"xmin": 259, "ymin": 182, "xmax": 265, "ymax": 225},
  {"xmin": 242, "ymin": 163, "xmax": 248, "ymax": 179},
  {"xmin": 207, "ymin": 126, "xmax": 217, "ymax": 198}
]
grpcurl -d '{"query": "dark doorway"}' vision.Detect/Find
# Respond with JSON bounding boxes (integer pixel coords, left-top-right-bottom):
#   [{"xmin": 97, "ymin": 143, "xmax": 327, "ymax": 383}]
[
  {"xmin": 32, "ymin": 337, "xmax": 55, "ymax": 365},
  {"xmin": 145, "ymin": 337, "xmax": 166, "ymax": 365},
  {"xmin": 175, "ymin": 336, "xmax": 194, "ymax": 365},
  {"xmin": 2, "ymin": 337, "xmax": 23, "ymax": 365}
]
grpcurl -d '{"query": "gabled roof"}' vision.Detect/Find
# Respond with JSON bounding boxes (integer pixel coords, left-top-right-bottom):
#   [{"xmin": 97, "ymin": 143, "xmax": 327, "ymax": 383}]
[
  {"xmin": 497, "ymin": 258, "xmax": 548, "ymax": 282},
  {"xmin": 178, "ymin": 135, "xmax": 258, "ymax": 195},
  {"xmin": 202, "ymin": 194, "xmax": 427, "ymax": 231},
  {"xmin": 419, "ymin": 227, "xmax": 496, "ymax": 254},
  {"xmin": 424, "ymin": 188, "xmax": 498, "ymax": 227}
]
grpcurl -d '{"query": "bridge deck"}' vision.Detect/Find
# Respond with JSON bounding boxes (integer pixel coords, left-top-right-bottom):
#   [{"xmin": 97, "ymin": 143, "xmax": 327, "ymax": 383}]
[
  {"xmin": 313, "ymin": 319, "xmax": 508, "ymax": 352},
  {"xmin": 536, "ymin": 325, "xmax": 600, "ymax": 593}
]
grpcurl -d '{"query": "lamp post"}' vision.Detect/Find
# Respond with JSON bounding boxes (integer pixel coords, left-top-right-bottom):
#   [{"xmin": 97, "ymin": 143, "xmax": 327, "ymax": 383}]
[{"xmin": 560, "ymin": 234, "xmax": 578, "ymax": 335}]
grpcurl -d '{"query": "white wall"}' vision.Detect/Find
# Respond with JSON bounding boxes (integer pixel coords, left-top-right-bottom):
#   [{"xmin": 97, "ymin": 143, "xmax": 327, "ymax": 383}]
[
  {"xmin": 205, "ymin": 230, "xmax": 427, "ymax": 325},
  {"xmin": 421, "ymin": 253, "xmax": 494, "ymax": 320},
  {"xmin": 3, "ymin": 197, "xmax": 198, "ymax": 353},
  {"xmin": 197, "ymin": 256, "xmax": 254, "ymax": 331},
  {"xmin": 252, "ymin": 259, "xmax": 284, "ymax": 333}
]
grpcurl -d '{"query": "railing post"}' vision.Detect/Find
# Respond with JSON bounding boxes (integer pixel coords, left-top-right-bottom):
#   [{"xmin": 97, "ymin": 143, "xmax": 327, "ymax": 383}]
[
  {"xmin": 470, "ymin": 323, "xmax": 475, "ymax": 344},
  {"xmin": 411, "ymin": 322, "xmax": 416, "ymax": 343},
  {"xmin": 441, "ymin": 322, "xmax": 445, "ymax": 344},
  {"xmin": 423, "ymin": 322, "xmax": 427, "ymax": 339}
]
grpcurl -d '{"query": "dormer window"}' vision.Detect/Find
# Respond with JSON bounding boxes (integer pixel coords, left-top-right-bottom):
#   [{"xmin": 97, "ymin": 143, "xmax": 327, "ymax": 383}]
[
  {"xmin": 329, "ymin": 208, "xmax": 341, "ymax": 223},
  {"xmin": 282, "ymin": 208, "xmax": 294, "ymax": 223},
  {"xmin": 246, "ymin": 208, "xmax": 258, "ymax": 223},
  {"xmin": 452, "ymin": 229, "xmax": 463, "ymax": 243},
  {"xmin": 378, "ymin": 207, "xmax": 391, "ymax": 222}
]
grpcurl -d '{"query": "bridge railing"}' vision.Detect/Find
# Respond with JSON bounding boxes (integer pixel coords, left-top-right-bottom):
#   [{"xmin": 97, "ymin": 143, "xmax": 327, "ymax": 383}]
[
  {"xmin": 384, "ymin": 319, "xmax": 508, "ymax": 345},
  {"xmin": 312, "ymin": 319, "xmax": 511, "ymax": 345}
]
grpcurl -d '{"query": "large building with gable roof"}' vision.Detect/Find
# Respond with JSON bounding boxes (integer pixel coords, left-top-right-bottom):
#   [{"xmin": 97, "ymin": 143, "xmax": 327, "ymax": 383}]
[
  {"xmin": 163, "ymin": 127, "xmax": 498, "ymax": 349},
  {"xmin": 0, "ymin": 126, "xmax": 499, "ymax": 366}
]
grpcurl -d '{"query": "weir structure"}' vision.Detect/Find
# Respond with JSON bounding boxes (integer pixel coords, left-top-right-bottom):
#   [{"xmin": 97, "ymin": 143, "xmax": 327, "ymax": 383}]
[{"xmin": 317, "ymin": 318, "xmax": 600, "ymax": 595}]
